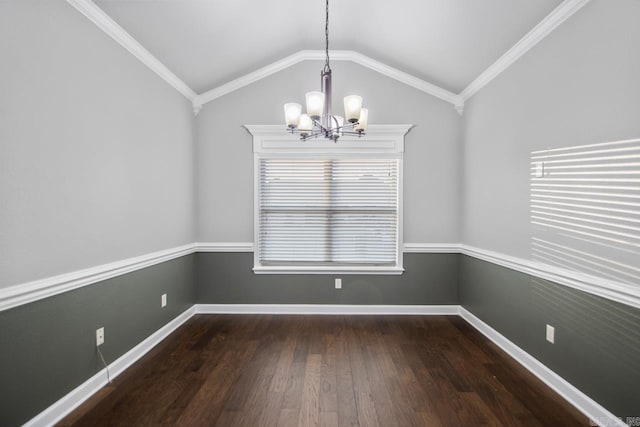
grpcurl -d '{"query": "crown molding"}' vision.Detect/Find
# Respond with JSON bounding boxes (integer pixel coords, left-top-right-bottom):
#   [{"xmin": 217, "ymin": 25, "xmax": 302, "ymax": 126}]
[
  {"xmin": 340, "ymin": 51, "xmax": 463, "ymax": 106},
  {"xmin": 459, "ymin": 0, "xmax": 591, "ymax": 101},
  {"xmin": 65, "ymin": 0, "xmax": 198, "ymax": 104},
  {"xmin": 67, "ymin": 0, "xmax": 590, "ymax": 114},
  {"xmin": 196, "ymin": 50, "xmax": 463, "ymax": 109},
  {"xmin": 196, "ymin": 50, "xmax": 313, "ymax": 105}
]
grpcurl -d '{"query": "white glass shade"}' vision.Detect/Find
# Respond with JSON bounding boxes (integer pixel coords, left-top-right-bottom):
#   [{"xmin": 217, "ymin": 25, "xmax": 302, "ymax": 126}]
[
  {"xmin": 305, "ymin": 91, "xmax": 325, "ymax": 119},
  {"xmin": 355, "ymin": 108, "xmax": 368, "ymax": 131},
  {"xmin": 343, "ymin": 95, "xmax": 362, "ymax": 123},
  {"xmin": 298, "ymin": 114, "xmax": 313, "ymax": 135},
  {"xmin": 284, "ymin": 103, "xmax": 302, "ymax": 128}
]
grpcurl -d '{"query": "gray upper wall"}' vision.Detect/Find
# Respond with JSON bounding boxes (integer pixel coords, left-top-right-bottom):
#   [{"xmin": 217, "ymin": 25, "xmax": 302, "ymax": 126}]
[
  {"xmin": 0, "ymin": 0, "xmax": 196, "ymax": 288},
  {"xmin": 461, "ymin": 0, "xmax": 640, "ymax": 260},
  {"xmin": 196, "ymin": 60, "xmax": 462, "ymax": 244}
]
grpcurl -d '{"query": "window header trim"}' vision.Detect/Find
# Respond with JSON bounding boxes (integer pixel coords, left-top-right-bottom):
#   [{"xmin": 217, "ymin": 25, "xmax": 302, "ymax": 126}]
[{"xmin": 245, "ymin": 124, "xmax": 413, "ymax": 155}]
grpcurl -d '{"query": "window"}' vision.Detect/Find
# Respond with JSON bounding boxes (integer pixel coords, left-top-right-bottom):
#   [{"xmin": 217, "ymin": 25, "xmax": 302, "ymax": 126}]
[{"xmin": 248, "ymin": 124, "xmax": 410, "ymax": 274}]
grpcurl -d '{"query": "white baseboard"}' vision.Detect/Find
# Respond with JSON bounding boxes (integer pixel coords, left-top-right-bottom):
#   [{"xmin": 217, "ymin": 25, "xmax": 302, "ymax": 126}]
[
  {"xmin": 194, "ymin": 304, "xmax": 459, "ymax": 315},
  {"xmin": 458, "ymin": 307, "xmax": 626, "ymax": 427},
  {"xmin": 24, "ymin": 306, "xmax": 196, "ymax": 427}
]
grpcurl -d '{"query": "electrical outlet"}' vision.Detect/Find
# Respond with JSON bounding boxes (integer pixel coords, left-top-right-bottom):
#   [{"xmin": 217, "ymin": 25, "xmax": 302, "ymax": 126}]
[
  {"xmin": 534, "ymin": 162, "xmax": 545, "ymax": 178},
  {"xmin": 161, "ymin": 293, "xmax": 167, "ymax": 308},
  {"xmin": 335, "ymin": 278, "xmax": 342, "ymax": 289},
  {"xmin": 96, "ymin": 327, "xmax": 105, "ymax": 346},
  {"xmin": 546, "ymin": 324, "xmax": 555, "ymax": 344}
]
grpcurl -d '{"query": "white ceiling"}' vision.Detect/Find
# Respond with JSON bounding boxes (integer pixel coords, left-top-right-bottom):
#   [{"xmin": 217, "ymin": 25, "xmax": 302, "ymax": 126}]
[{"xmin": 93, "ymin": 0, "xmax": 563, "ymax": 95}]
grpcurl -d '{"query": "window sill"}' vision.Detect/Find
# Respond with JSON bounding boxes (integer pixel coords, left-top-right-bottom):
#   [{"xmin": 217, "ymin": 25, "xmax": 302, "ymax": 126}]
[{"xmin": 253, "ymin": 266, "xmax": 405, "ymax": 275}]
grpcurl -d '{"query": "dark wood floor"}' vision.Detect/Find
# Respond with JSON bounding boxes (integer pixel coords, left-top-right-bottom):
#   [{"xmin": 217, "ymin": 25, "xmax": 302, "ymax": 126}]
[{"xmin": 59, "ymin": 315, "xmax": 587, "ymax": 426}]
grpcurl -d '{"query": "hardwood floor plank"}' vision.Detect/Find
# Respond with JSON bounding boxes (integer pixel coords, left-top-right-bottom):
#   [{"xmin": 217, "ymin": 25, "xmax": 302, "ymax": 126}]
[
  {"xmin": 298, "ymin": 354, "xmax": 322, "ymax": 427},
  {"xmin": 281, "ymin": 361, "xmax": 308, "ymax": 410},
  {"xmin": 360, "ymin": 336, "xmax": 398, "ymax": 425},
  {"xmin": 293, "ymin": 335, "xmax": 311, "ymax": 362},
  {"xmin": 354, "ymin": 391, "xmax": 380, "ymax": 427},
  {"xmin": 256, "ymin": 391, "xmax": 286, "ymax": 427},
  {"xmin": 270, "ymin": 336, "xmax": 297, "ymax": 392},
  {"xmin": 319, "ymin": 354, "xmax": 338, "ymax": 413},
  {"xmin": 277, "ymin": 408, "xmax": 300, "ymax": 427},
  {"xmin": 371, "ymin": 331, "xmax": 424, "ymax": 427},
  {"xmin": 396, "ymin": 345, "xmax": 446, "ymax": 425},
  {"xmin": 334, "ymin": 322, "xmax": 359, "ymax": 427},
  {"xmin": 320, "ymin": 411, "xmax": 339, "ymax": 427},
  {"xmin": 175, "ymin": 339, "xmax": 259, "ymax": 425},
  {"xmin": 223, "ymin": 337, "xmax": 284, "ymax": 411}
]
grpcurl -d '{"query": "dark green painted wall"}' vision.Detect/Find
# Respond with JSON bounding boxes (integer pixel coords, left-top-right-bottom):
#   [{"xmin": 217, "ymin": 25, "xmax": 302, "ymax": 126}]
[
  {"xmin": 459, "ymin": 254, "xmax": 640, "ymax": 418},
  {"xmin": 196, "ymin": 252, "xmax": 459, "ymax": 305},
  {"xmin": 0, "ymin": 254, "xmax": 196, "ymax": 427}
]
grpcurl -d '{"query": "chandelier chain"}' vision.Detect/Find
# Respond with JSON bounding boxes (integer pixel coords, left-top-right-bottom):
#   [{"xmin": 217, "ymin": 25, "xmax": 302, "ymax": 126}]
[{"xmin": 324, "ymin": 0, "xmax": 330, "ymax": 72}]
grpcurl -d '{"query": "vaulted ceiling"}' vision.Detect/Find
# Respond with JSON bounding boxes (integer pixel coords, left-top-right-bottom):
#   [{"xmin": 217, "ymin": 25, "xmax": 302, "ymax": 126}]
[
  {"xmin": 67, "ymin": 0, "xmax": 593, "ymax": 113},
  {"xmin": 93, "ymin": 0, "xmax": 562, "ymax": 95}
]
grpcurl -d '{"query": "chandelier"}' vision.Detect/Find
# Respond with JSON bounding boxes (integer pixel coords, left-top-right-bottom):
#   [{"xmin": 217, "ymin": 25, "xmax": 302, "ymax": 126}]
[{"xmin": 283, "ymin": 0, "xmax": 368, "ymax": 142}]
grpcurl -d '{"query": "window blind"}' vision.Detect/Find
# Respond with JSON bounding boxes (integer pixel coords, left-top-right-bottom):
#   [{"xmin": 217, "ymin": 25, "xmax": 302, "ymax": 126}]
[{"xmin": 258, "ymin": 158, "xmax": 399, "ymax": 266}]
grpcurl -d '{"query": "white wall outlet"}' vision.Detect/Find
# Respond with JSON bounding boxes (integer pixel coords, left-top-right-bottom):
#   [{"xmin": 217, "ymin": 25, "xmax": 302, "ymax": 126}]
[
  {"xmin": 335, "ymin": 278, "xmax": 342, "ymax": 289},
  {"xmin": 534, "ymin": 162, "xmax": 544, "ymax": 178},
  {"xmin": 96, "ymin": 327, "xmax": 105, "ymax": 346},
  {"xmin": 546, "ymin": 324, "xmax": 555, "ymax": 344},
  {"xmin": 161, "ymin": 293, "xmax": 167, "ymax": 308}
]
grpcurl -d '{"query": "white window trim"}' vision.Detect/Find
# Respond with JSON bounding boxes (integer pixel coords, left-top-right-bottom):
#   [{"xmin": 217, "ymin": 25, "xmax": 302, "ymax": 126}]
[{"xmin": 246, "ymin": 124, "xmax": 413, "ymax": 275}]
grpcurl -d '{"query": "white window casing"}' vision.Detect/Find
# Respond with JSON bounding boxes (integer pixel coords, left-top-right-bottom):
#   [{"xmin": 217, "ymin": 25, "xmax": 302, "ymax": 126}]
[{"xmin": 246, "ymin": 124, "xmax": 412, "ymax": 275}]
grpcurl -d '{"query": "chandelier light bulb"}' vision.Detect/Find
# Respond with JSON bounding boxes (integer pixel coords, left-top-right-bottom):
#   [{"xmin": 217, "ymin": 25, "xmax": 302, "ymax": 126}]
[
  {"xmin": 305, "ymin": 91, "xmax": 325, "ymax": 120},
  {"xmin": 355, "ymin": 108, "xmax": 368, "ymax": 132},
  {"xmin": 343, "ymin": 95, "xmax": 363, "ymax": 123},
  {"xmin": 298, "ymin": 114, "xmax": 313, "ymax": 135},
  {"xmin": 284, "ymin": 103, "xmax": 302, "ymax": 128}
]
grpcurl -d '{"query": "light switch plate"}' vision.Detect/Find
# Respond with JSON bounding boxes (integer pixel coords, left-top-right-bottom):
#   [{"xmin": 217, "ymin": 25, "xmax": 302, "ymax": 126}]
[
  {"xmin": 96, "ymin": 327, "xmax": 105, "ymax": 346},
  {"xmin": 534, "ymin": 162, "xmax": 544, "ymax": 178}
]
